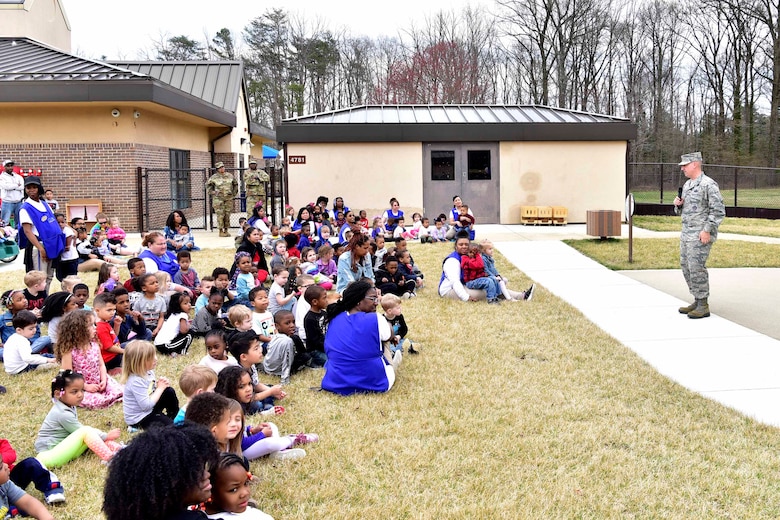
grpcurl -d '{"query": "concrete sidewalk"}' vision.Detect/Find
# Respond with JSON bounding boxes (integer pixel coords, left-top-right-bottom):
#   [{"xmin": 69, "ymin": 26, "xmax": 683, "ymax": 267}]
[{"xmin": 483, "ymin": 224, "xmax": 780, "ymax": 428}]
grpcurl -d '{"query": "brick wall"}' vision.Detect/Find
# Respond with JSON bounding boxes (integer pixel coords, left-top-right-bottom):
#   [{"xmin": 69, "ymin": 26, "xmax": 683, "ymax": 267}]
[{"xmin": 0, "ymin": 142, "xmax": 208, "ymax": 232}]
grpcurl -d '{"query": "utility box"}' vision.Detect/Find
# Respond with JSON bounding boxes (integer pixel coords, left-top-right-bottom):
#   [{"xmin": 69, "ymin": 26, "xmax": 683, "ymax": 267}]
[{"xmin": 586, "ymin": 210, "xmax": 621, "ymax": 238}]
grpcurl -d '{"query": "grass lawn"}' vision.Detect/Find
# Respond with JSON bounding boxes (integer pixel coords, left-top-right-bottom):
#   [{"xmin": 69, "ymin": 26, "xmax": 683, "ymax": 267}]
[
  {"xmin": 564, "ymin": 237, "xmax": 780, "ymax": 270},
  {"xmin": 633, "ymin": 215, "xmax": 780, "ymax": 238},
  {"xmin": 2, "ymin": 242, "xmax": 780, "ymax": 518}
]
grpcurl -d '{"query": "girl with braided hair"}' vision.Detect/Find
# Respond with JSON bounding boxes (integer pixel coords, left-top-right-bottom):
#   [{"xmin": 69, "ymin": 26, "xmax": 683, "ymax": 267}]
[
  {"xmin": 321, "ymin": 280, "xmax": 400, "ymax": 395},
  {"xmin": 335, "ymin": 233, "xmax": 374, "ymax": 294}
]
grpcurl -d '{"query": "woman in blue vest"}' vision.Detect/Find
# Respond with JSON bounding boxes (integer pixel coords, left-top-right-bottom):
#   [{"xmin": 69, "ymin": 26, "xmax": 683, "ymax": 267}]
[
  {"xmin": 139, "ymin": 231, "xmax": 180, "ymax": 278},
  {"xmin": 438, "ymin": 230, "xmax": 491, "ymax": 301},
  {"xmin": 19, "ymin": 176, "xmax": 65, "ymax": 292},
  {"xmin": 321, "ymin": 280, "xmax": 399, "ymax": 395}
]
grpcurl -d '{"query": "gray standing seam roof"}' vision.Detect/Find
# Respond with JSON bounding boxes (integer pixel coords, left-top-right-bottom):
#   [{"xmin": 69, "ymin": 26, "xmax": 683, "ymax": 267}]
[
  {"xmin": 0, "ymin": 37, "xmax": 143, "ymax": 80},
  {"xmin": 282, "ymin": 104, "xmax": 629, "ymax": 124},
  {"xmin": 277, "ymin": 104, "xmax": 637, "ymax": 143},
  {"xmin": 111, "ymin": 61, "xmax": 244, "ymax": 114}
]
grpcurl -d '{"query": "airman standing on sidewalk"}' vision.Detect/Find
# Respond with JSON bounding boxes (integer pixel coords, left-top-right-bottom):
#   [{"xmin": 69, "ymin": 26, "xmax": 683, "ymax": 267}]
[
  {"xmin": 244, "ymin": 158, "xmax": 269, "ymax": 214},
  {"xmin": 207, "ymin": 162, "xmax": 237, "ymax": 237},
  {"xmin": 673, "ymin": 152, "xmax": 725, "ymax": 319}
]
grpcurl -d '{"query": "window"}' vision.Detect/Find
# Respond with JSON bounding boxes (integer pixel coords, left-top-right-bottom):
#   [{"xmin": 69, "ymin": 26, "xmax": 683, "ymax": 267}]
[
  {"xmin": 467, "ymin": 150, "xmax": 491, "ymax": 180},
  {"xmin": 431, "ymin": 151, "xmax": 455, "ymax": 181},
  {"xmin": 169, "ymin": 149, "xmax": 191, "ymax": 210}
]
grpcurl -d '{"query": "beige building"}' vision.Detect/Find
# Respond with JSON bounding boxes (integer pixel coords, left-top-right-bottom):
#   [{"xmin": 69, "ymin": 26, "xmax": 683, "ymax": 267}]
[
  {"xmin": 0, "ymin": 37, "xmax": 275, "ymax": 231},
  {"xmin": 0, "ymin": 0, "xmax": 71, "ymax": 52},
  {"xmin": 276, "ymin": 105, "xmax": 637, "ymax": 223}
]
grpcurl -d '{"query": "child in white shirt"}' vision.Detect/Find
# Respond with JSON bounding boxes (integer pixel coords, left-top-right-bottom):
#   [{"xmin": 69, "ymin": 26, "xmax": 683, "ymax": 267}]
[{"xmin": 3, "ymin": 310, "xmax": 57, "ymax": 374}]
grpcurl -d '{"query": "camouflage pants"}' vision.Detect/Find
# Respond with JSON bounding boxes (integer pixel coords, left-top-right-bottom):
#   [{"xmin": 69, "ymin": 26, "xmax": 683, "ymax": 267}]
[
  {"xmin": 246, "ymin": 192, "xmax": 266, "ymax": 214},
  {"xmin": 213, "ymin": 197, "xmax": 232, "ymax": 230},
  {"xmin": 680, "ymin": 238, "xmax": 712, "ymax": 299}
]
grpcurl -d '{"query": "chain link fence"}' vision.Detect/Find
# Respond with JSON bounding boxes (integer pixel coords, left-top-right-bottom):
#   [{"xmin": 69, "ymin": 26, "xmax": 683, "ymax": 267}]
[{"xmin": 629, "ymin": 163, "xmax": 780, "ymax": 209}]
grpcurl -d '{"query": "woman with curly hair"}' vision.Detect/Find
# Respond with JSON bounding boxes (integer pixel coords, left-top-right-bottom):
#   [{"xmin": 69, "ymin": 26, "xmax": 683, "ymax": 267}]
[
  {"xmin": 103, "ymin": 422, "xmax": 220, "ymax": 520},
  {"xmin": 162, "ymin": 210, "xmax": 189, "ymax": 251},
  {"xmin": 335, "ymin": 233, "xmax": 374, "ymax": 294},
  {"xmin": 56, "ymin": 310, "xmax": 123, "ymax": 409}
]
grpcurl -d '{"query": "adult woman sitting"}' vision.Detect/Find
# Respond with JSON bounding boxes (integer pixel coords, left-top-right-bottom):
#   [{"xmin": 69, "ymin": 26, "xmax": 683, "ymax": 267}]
[
  {"xmin": 321, "ymin": 280, "xmax": 400, "ymax": 395},
  {"xmin": 446, "ymin": 195, "xmax": 474, "ymax": 240},
  {"xmin": 162, "ymin": 210, "xmax": 188, "ymax": 251},
  {"xmin": 381, "ymin": 197, "xmax": 404, "ymax": 236},
  {"xmin": 247, "ymin": 201, "xmax": 271, "ymax": 235},
  {"xmin": 438, "ymin": 231, "xmax": 492, "ymax": 301},
  {"xmin": 230, "ymin": 227, "xmax": 269, "ymax": 284},
  {"xmin": 291, "ymin": 206, "xmax": 315, "ymax": 236},
  {"xmin": 335, "ymin": 233, "xmax": 374, "ymax": 294},
  {"xmin": 337, "ymin": 210, "xmax": 357, "ymax": 242},
  {"xmin": 138, "ymin": 231, "xmax": 179, "ymax": 278},
  {"xmin": 332, "ymin": 196, "xmax": 349, "ymax": 219}
]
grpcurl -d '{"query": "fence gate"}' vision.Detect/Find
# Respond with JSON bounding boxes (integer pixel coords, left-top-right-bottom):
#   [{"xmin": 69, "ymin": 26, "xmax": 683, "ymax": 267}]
[{"xmin": 138, "ymin": 166, "xmax": 287, "ymax": 232}]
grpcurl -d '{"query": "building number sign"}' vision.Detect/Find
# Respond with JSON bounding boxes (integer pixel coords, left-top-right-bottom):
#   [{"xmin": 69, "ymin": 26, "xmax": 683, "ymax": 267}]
[{"xmin": 289, "ymin": 155, "xmax": 306, "ymax": 164}]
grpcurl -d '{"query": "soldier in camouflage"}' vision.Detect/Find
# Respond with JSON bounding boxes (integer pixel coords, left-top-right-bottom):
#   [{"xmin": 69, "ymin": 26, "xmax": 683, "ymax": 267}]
[
  {"xmin": 244, "ymin": 158, "xmax": 270, "ymax": 214},
  {"xmin": 206, "ymin": 162, "xmax": 238, "ymax": 237},
  {"xmin": 673, "ymin": 152, "xmax": 725, "ymax": 319}
]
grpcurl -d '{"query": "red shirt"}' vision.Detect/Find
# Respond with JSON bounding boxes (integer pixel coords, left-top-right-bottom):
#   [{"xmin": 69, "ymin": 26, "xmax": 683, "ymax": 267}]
[
  {"xmin": 461, "ymin": 254, "xmax": 487, "ymax": 283},
  {"xmin": 96, "ymin": 320, "xmax": 120, "ymax": 364}
]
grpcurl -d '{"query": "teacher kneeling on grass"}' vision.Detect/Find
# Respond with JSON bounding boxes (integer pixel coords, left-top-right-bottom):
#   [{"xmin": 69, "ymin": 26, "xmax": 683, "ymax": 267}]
[{"xmin": 321, "ymin": 280, "xmax": 401, "ymax": 396}]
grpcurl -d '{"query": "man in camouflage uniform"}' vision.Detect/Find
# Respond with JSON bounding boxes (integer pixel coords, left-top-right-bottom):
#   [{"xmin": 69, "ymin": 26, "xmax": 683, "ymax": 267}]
[
  {"xmin": 206, "ymin": 161, "xmax": 237, "ymax": 237},
  {"xmin": 244, "ymin": 158, "xmax": 269, "ymax": 214},
  {"xmin": 673, "ymin": 152, "xmax": 725, "ymax": 319}
]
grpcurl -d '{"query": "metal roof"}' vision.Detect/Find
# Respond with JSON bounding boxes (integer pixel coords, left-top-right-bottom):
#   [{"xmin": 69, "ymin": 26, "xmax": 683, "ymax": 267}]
[
  {"xmin": 0, "ymin": 37, "xmax": 144, "ymax": 80},
  {"xmin": 282, "ymin": 104, "xmax": 630, "ymax": 124},
  {"xmin": 277, "ymin": 104, "xmax": 637, "ymax": 143},
  {"xmin": 111, "ymin": 61, "xmax": 244, "ymax": 114}
]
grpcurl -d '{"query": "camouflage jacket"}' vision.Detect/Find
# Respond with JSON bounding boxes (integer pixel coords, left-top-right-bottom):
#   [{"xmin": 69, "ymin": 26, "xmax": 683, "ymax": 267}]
[
  {"xmin": 245, "ymin": 168, "xmax": 270, "ymax": 194},
  {"xmin": 207, "ymin": 172, "xmax": 237, "ymax": 199},
  {"xmin": 675, "ymin": 172, "xmax": 725, "ymax": 241}
]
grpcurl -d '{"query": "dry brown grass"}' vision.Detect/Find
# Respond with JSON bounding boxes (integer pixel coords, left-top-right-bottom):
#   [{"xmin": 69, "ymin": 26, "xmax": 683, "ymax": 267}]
[{"xmin": 2, "ymin": 243, "xmax": 780, "ymax": 519}]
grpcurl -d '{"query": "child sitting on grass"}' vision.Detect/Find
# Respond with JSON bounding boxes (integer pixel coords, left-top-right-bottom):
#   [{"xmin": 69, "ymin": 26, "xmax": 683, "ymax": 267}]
[
  {"xmin": 121, "ymin": 340, "xmax": 179, "ymax": 430},
  {"xmin": 111, "ymin": 287, "xmax": 152, "ymax": 345},
  {"xmin": 56, "ymin": 309, "xmax": 123, "ymax": 409},
  {"xmin": 460, "ymin": 243, "xmax": 500, "ymax": 304},
  {"xmin": 380, "ymin": 293, "xmax": 418, "ymax": 355},
  {"xmin": 263, "ymin": 310, "xmax": 312, "ymax": 384},
  {"xmin": 174, "ymin": 364, "xmax": 218, "ymax": 424},
  {"xmin": 227, "ymin": 331, "xmax": 286, "ymax": 414},
  {"xmin": 154, "ymin": 292, "xmax": 193, "ymax": 356},
  {"xmin": 35, "ymin": 370, "xmax": 122, "ymax": 468},
  {"xmin": 93, "ymin": 293, "xmax": 124, "ymax": 375},
  {"xmin": 1, "ymin": 436, "xmax": 64, "ymax": 508},
  {"xmin": 184, "ymin": 392, "xmax": 233, "ymax": 453},
  {"xmin": 480, "ymin": 239, "xmax": 535, "ymax": 301},
  {"xmin": 23, "ymin": 270, "xmax": 47, "ymax": 317},
  {"xmin": 195, "ymin": 276, "xmax": 215, "ymax": 312},
  {"xmin": 192, "ymin": 290, "xmax": 227, "ymax": 336},
  {"xmin": 199, "ymin": 328, "xmax": 238, "ymax": 374},
  {"xmin": 303, "ymin": 285, "xmax": 329, "ymax": 366},
  {"xmin": 172, "ymin": 223, "xmax": 199, "ymax": 251},
  {"xmin": 132, "ymin": 273, "xmax": 166, "ymax": 337},
  {"xmin": 174, "ymin": 250, "xmax": 200, "ymax": 293},
  {"xmin": 3, "ymin": 310, "xmax": 57, "ymax": 374}
]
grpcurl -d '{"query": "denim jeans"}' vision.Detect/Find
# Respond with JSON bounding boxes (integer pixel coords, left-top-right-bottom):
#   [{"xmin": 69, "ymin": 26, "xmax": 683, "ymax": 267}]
[{"xmin": 465, "ymin": 277, "xmax": 499, "ymax": 300}]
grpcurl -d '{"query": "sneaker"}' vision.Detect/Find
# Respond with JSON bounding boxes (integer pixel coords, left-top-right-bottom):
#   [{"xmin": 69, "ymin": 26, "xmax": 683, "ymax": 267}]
[
  {"xmin": 127, "ymin": 426, "xmax": 140, "ymax": 434},
  {"xmin": 523, "ymin": 284, "xmax": 536, "ymax": 301},
  {"xmin": 45, "ymin": 491, "xmax": 66, "ymax": 505},
  {"xmin": 401, "ymin": 292, "xmax": 412, "ymax": 299},
  {"xmin": 290, "ymin": 433, "xmax": 319, "ymax": 446},
  {"xmin": 268, "ymin": 448, "xmax": 306, "ymax": 461},
  {"xmin": 0, "ymin": 385, "xmax": 6, "ymax": 394},
  {"xmin": 487, "ymin": 298, "xmax": 501, "ymax": 305},
  {"xmin": 408, "ymin": 341, "xmax": 419, "ymax": 355}
]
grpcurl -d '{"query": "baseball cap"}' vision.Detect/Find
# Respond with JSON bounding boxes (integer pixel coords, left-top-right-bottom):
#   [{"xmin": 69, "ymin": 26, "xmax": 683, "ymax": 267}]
[
  {"xmin": 24, "ymin": 176, "xmax": 42, "ymax": 187},
  {"xmin": 678, "ymin": 152, "xmax": 703, "ymax": 166},
  {"xmin": 3, "ymin": 160, "xmax": 14, "ymax": 167}
]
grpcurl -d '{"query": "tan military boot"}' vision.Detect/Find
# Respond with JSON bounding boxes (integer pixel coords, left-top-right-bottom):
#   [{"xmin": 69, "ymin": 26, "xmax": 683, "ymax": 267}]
[
  {"xmin": 678, "ymin": 301, "xmax": 697, "ymax": 314},
  {"xmin": 687, "ymin": 298, "xmax": 710, "ymax": 319},
  {"xmin": 219, "ymin": 229, "xmax": 230, "ymax": 237}
]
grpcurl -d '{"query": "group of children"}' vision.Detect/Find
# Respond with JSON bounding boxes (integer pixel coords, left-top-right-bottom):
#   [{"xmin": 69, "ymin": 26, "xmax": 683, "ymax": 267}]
[{"xmin": 0, "ymin": 196, "xmax": 465, "ymax": 518}]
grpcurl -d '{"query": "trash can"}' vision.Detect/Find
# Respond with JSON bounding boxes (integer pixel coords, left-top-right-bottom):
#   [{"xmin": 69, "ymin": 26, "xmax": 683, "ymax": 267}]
[{"xmin": 586, "ymin": 210, "xmax": 621, "ymax": 238}]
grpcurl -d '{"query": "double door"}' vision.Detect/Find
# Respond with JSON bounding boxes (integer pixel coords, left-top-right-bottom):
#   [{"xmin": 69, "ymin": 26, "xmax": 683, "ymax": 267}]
[{"xmin": 422, "ymin": 143, "xmax": 500, "ymax": 223}]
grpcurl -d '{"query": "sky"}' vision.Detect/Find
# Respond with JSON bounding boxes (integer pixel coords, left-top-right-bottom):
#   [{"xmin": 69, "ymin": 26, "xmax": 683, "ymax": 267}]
[{"xmin": 62, "ymin": 0, "xmax": 489, "ymax": 60}]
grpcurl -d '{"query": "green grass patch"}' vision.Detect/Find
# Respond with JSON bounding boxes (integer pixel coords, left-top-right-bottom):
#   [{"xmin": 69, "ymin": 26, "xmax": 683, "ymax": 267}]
[
  {"xmin": 633, "ymin": 215, "xmax": 780, "ymax": 238},
  {"xmin": 3, "ymin": 242, "xmax": 780, "ymax": 518},
  {"xmin": 565, "ymin": 237, "xmax": 780, "ymax": 270}
]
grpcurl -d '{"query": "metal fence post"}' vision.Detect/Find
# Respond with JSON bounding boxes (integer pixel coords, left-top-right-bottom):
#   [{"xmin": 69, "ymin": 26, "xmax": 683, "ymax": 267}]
[
  {"xmin": 659, "ymin": 163, "xmax": 664, "ymax": 203},
  {"xmin": 733, "ymin": 167, "xmax": 738, "ymax": 207}
]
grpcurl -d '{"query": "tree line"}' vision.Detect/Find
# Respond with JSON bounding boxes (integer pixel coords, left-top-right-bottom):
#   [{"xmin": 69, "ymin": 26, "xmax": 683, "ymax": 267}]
[{"xmin": 146, "ymin": 0, "xmax": 780, "ymax": 168}]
